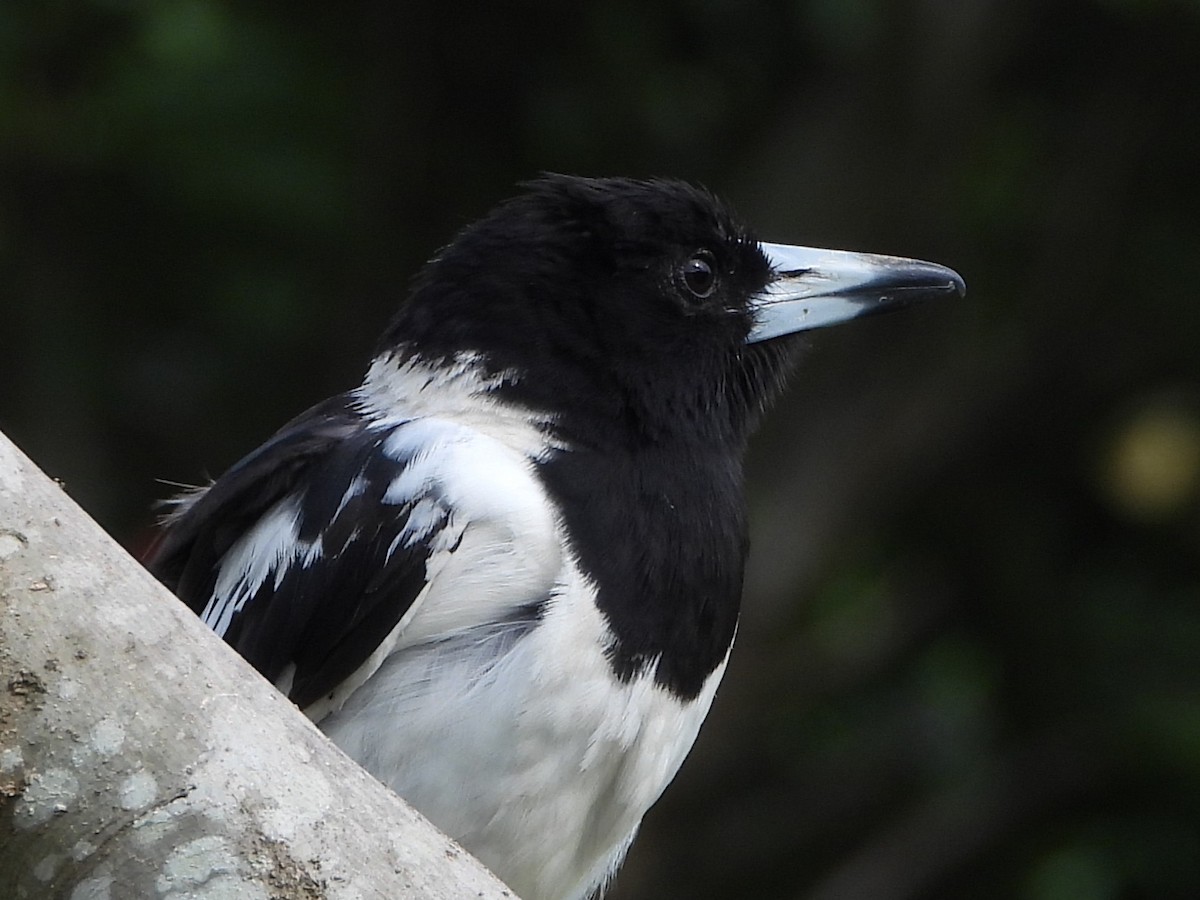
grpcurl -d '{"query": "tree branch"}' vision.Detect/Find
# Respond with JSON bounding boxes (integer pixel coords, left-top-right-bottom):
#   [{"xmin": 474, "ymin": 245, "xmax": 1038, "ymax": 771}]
[{"xmin": 0, "ymin": 430, "xmax": 516, "ymax": 898}]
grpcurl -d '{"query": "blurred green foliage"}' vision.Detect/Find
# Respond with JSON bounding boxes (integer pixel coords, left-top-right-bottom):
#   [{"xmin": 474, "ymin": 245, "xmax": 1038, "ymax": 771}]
[{"xmin": 3, "ymin": 0, "xmax": 1200, "ymax": 897}]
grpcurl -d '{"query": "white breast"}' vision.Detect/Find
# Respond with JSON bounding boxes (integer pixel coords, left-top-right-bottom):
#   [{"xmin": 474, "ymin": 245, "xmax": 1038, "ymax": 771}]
[
  {"xmin": 315, "ymin": 351, "xmax": 729, "ymax": 899},
  {"xmin": 319, "ymin": 563, "xmax": 729, "ymax": 900}
]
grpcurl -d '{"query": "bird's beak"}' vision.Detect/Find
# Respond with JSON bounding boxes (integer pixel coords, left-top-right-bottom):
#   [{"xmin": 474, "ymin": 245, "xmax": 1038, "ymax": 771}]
[{"xmin": 747, "ymin": 242, "xmax": 966, "ymax": 343}]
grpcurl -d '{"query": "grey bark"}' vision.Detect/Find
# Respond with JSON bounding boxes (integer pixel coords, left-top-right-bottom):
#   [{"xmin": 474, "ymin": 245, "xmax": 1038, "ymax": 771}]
[{"xmin": 0, "ymin": 431, "xmax": 516, "ymax": 899}]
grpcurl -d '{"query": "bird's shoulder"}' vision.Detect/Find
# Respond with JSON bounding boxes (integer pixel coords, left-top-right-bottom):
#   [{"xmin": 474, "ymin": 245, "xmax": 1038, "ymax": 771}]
[{"xmin": 149, "ymin": 386, "xmax": 563, "ymax": 716}]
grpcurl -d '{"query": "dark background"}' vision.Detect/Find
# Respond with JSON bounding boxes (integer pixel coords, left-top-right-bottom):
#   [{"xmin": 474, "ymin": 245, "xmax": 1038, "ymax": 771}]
[{"xmin": 4, "ymin": 1, "xmax": 1200, "ymax": 897}]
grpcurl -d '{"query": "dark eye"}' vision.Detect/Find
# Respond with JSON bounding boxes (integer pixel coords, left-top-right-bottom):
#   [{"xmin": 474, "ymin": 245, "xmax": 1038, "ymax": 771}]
[{"xmin": 680, "ymin": 251, "xmax": 717, "ymax": 299}]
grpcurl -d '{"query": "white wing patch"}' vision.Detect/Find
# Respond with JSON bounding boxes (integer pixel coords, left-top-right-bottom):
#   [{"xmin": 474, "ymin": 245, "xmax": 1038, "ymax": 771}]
[
  {"xmin": 201, "ymin": 496, "xmax": 311, "ymax": 638},
  {"xmin": 301, "ymin": 414, "xmax": 564, "ymax": 722},
  {"xmin": 400, "ymin": 498, "xmax": 446, "ymax": 550},
  {"xmin": 332, "ymin": 473, "xmax": 367, "ymax": 520}
]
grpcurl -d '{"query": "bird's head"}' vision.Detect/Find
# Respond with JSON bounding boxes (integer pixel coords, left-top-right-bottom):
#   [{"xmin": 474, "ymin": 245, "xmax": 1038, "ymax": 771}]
[{"xmin": 378, "ymin": 174, "xmax": 963, "ymax": 448}]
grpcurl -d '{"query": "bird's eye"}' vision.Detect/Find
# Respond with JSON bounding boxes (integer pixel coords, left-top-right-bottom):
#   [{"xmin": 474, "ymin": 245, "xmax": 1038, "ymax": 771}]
[{"xmin": 679, "ymin": 251, "xmax": 718, "ymax": 300}]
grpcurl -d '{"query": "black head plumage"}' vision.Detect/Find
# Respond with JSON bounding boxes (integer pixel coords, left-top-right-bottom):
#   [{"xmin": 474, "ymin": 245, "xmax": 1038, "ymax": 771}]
[{"xmin": 378, "ymin": 174, "xmax": 792, "ymax": 450}]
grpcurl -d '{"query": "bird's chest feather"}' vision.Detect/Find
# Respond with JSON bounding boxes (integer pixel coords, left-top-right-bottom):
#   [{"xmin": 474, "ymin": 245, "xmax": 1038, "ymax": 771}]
[
  {"xmin": 321, "ymin": 562, "xmax": 729, "ymax": 900},
  {"xmin": 315, "ymin": 426, "xmax": 745, "ymax": 900},
  {"xmin": 536, "ymin": 442, "xmax": 748, "ymax": 700}
]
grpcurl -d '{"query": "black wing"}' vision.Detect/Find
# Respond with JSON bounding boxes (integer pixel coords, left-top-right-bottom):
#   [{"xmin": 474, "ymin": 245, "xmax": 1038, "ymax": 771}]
[{"xmin": 148, "ymin": 393, "xmax": 462, "ymax": 711}]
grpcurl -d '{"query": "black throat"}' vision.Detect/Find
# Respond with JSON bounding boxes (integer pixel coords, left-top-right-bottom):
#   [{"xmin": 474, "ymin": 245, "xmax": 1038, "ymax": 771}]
[{"xmin": 536, "ymin": 436, "xmax": 748, "ymax": 701}]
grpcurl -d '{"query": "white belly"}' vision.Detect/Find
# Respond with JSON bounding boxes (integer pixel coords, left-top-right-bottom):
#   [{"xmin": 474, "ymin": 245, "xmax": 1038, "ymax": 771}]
[{"xmin": 319, "ymin": 569, "xmax": 729, "ymax": 900}]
